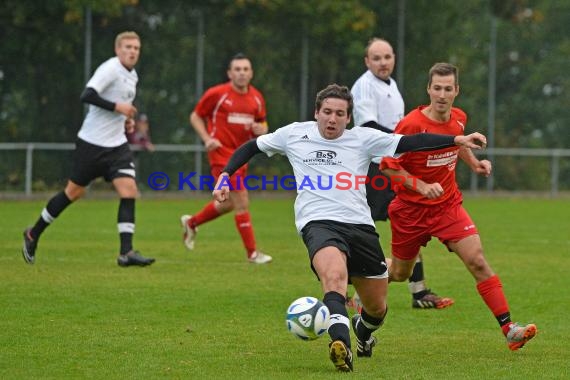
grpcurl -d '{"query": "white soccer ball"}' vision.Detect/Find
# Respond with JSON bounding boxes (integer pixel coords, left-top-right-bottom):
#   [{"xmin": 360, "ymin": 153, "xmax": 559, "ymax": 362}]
[{"xmin": 286, "ymin": 296, "xmax": 330, "ymax": 341}]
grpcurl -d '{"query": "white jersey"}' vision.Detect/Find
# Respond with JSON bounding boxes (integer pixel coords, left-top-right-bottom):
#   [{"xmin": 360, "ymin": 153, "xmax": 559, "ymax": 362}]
[
  {"xmin": 256, "ymin": 121, "xmax": 402, "ymax": 232},
  {"xmin": 351, "ymin": 70, "xmax": 404, "ymax": 131},
  {"xmin": 77, "ymin": 57, "xmax": 138, "ymax": 147}
]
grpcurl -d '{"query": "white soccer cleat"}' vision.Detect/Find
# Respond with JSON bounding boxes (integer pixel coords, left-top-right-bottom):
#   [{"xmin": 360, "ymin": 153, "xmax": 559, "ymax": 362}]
[
  {"xmin": 248, "ymin": 251, "xmax": 272, "ymax": 264},
  {"xmin": 506, "ymin": 322, "xmax": 537, "ymax": 351},
  {"xmin": 180, "ymin": 215, "xmax": 197, "ymax": 250}
]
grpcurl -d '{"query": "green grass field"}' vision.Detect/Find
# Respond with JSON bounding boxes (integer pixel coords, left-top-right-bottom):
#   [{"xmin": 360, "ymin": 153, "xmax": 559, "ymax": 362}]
[{"xmin": 1, "ymin": 196, "xmax": 569, "ymax": 379}]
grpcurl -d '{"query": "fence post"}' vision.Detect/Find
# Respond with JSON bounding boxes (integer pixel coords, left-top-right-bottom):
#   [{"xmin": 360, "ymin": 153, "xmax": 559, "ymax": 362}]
[
  {"xmin": 25, "ymin": 143, "xmax": 34, "ymax": 196},
  {"xmin": 551, "ymin": 151, "xmax": 560, "ymax": 197},
  {"xmin": 195, "ymin": 148, "xmax": 202, "ymax": 177}
]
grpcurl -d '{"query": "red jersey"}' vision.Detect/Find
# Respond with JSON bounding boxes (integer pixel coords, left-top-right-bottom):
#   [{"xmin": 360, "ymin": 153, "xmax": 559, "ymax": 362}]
[
  {"xmin": 381, "ymin": 106, "xmax": 467, "ymax": 206},
  {"xmin": 194, "ymin": 82, "xmax": 267, "ymax": 166}
]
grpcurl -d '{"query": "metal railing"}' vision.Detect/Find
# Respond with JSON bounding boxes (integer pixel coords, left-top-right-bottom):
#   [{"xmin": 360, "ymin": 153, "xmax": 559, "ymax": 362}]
[
  {"xmin": 0, "ymin": 142, "xmax": 204, "ymax": 196},
  {"xmin": 0, "ymin": 143, "xmax": 569, "ymax": 196},
  {"xmin": 470, "ymin": 148, "xmax": 570, "ymax": 196}
]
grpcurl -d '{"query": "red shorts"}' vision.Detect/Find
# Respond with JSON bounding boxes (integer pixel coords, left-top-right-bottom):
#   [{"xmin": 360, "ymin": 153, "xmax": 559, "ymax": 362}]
[
  {"xmin": 211, "ymin": 165, "xmax": 248, "ymax": 192},
  {"xmin": 388, "ymin": 196, "xmax": 478, "ymax": 261}
]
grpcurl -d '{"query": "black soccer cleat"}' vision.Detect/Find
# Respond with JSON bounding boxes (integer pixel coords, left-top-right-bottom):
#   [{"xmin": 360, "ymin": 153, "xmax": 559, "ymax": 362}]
[
  {"xmin": 412, "ymin": 289, "xmax": 455, "ymax": 309},
  {"xmin": 117, "ymin": 250, "xmax": 155, "ymax": 267},
  {"xmin": 22, "ymin": 227, "xmax": 37, "ymax": 264},
  {"xmin": 351, "ymin": 314, "xmax": 377, "ymax": 357}
]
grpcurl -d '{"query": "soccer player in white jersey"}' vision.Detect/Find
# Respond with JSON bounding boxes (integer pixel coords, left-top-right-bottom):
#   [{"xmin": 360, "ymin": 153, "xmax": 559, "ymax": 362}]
[
  {"xmin": 22, "ymin": 31, "xmax": 154, "ymax": 267},
  {"xmin": 351, "ymin": 37, "xmax": 454, "ymax": 309},
  {"xmin": 211, "ymin": 84, "xmax": 487, "ymax": 372}
]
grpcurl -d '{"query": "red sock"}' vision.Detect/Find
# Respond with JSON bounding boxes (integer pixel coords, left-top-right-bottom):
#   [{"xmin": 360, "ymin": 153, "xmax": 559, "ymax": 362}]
[
  {"xmin": 476, "ymin": 275, "xmax": 512, "ymax": 334},
  {"xmin": 235, "ymin": 212, "xmax": 256, "ymax": 257},
  {"xmin": 190, "ymin": 202, "xmax": 220, "ymax": 228}
]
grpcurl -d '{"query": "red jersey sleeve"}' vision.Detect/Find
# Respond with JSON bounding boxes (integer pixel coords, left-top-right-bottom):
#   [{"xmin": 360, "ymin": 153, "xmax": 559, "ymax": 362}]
[{"xmin": 194, "ymin": 85, "xmax": 222, "ymax": 119}]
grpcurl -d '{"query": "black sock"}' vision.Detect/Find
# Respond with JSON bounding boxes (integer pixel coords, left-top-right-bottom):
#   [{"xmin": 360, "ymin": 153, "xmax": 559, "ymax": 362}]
[
  {"xmin": 118, "ymin": 198, "xmax": 135, "ymax": 255},
  {"xmin": 409, "ymin": 255, "xmax": 428, "ymax": 299},
  {"xmin": 31, "ymin": 191, "xmax": 72, "ymax": 239},
  {"xmin": 409, "ymin": 256, "xmax": 424, "ymax": 282},
  {"xmin": 497, "ymin": 312, "xmax": 512, "ymax": 327},
  {"xmin": 356, "ymin": 307, "xmax": 387, "ymax": 341},
  {"xmin": 323, "ymin": 291, "xmax": 351, "ymax": 348}
]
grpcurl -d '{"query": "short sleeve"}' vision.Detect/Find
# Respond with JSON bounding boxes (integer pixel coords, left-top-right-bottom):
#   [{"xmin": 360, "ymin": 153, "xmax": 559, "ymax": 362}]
[
  {"xmin": 85, "ymin": 59, "xmax": 116, "ymax": 93},
  {"xmin": 351, "ymin": 82, "xmax": 378, "ymax": 127},
  {"xmin": 256, "ymin": 124, "xmax": 293, "ymax": 157},
  {"xmin": 356, "ymin": 127, "xmax": 402, "ymax": 160},
  {"xmin": 194, "ymin": 87, "xmax": 219, "ymax": 118}
]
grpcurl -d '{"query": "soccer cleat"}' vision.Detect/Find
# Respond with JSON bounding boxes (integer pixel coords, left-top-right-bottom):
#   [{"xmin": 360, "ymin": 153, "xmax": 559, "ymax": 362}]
[
  {"xmin": 328, "ymin": 340, "xmax": 353, "ymax": 372},
  {"xmin": 22, "ymin": 227, "xmax": 37, "ymax": 264},
  {"xmin": 180, "ymin": 215, "xmax": 197, "ymax": 250},
  {"xmin": 412, "ymin": 289, "xmax": 455, "ymax": 309},
  {"xmin": 117, "ymin": 250, "xmax": 155, "ymax": 267},
  {"xmin": 351, "ymin": 315, "xmax": 377, "ymax": 357},
  {"xmin": 506, "ymin": 323, "xmax": 537, "ymax": 351},
  {"xmin": 247, "ymin": 251, "xmax": 272, "ymax": 264}
]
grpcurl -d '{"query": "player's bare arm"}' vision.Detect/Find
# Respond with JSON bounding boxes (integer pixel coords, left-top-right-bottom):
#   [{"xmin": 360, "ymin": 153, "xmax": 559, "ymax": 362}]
[
  {"xmin": 459, "ymin": 147, "xmax": 492, "ymax": 177},
  {"xmin": 190, "ymin": 111, "xmax": 222, "ymax": 151}
]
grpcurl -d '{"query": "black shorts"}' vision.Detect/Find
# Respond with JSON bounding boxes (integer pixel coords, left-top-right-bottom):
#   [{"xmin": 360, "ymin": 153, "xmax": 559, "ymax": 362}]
[
  {"xmin": 69, "ymin": 138, "xmax": 135, "ymax": 187},
  {"xmin": 300, "ymin": 220, "xmax": 388, "ymax": 280}
]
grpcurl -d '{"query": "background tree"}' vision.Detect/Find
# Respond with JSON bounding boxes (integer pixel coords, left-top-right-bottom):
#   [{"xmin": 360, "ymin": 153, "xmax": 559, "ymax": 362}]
[{"xmin": 0, "ymin": 0, "xmax": 567, "ymax": 191}]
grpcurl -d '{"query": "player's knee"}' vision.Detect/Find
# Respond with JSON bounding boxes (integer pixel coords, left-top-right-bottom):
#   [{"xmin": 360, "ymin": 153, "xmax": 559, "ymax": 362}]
[
  {"xmin": 321, "ymin": 272, "xmax": 348, "ymax": 292},
  {"xmin": 465, "ymin": 250, "xmax": 489, "ymax": 275},
  {"xmin": 114, "ymin": 177, "xmax": 138, "ymax": 197},
  {"xmin": 230, "ymin": 192, "xmax": 249, "ymax": 212},
  {"xmin": 65, "ymin": 183, "xmax": 86, "ymax": 201},
  {"xmin": 362, "ymin": 300, "xmax": 387, "ymax": 318},
  {"xmin": 389, "ymin": 266, "xmax": 410, "ymax": 282}
]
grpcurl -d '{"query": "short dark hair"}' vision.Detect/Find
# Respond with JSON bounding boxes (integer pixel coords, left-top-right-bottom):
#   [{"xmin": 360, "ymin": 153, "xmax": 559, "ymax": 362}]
[
  {"xmin": 228, "ymin": 52, "xmax": 250, "ymax": 69},
  {"xmin": 315, "ymin": 84, "xmax": 353, "ymax": 115},
  {"xmin": 428, "ymin": 62, "xmax": 459, "ymax": 87}
]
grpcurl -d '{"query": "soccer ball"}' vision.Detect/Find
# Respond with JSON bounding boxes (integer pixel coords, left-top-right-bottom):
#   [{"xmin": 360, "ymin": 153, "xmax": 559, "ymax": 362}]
[{"xmin": 286, "ymin": 296, "xmax": 330, "ymax": 341}]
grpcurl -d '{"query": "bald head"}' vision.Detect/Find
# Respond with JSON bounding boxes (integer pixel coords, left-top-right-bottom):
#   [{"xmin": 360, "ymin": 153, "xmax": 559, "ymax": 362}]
[{"xmin": 365, "ymin": 38, "xmax": 396, "ymax": 81}]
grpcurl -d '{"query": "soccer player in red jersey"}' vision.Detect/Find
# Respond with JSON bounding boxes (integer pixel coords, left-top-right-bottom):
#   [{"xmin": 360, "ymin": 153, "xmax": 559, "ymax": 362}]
[
  {"xmin": 381, "ymin": 62, "xmax": 537, "ymax": 350},
  {"xmin": 350, "ymin": 37, "xmax": 454, "ymax": 310},
  {"xmin": 181, "ymin": 53, "xmax": 271, "ymax": 264}
]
